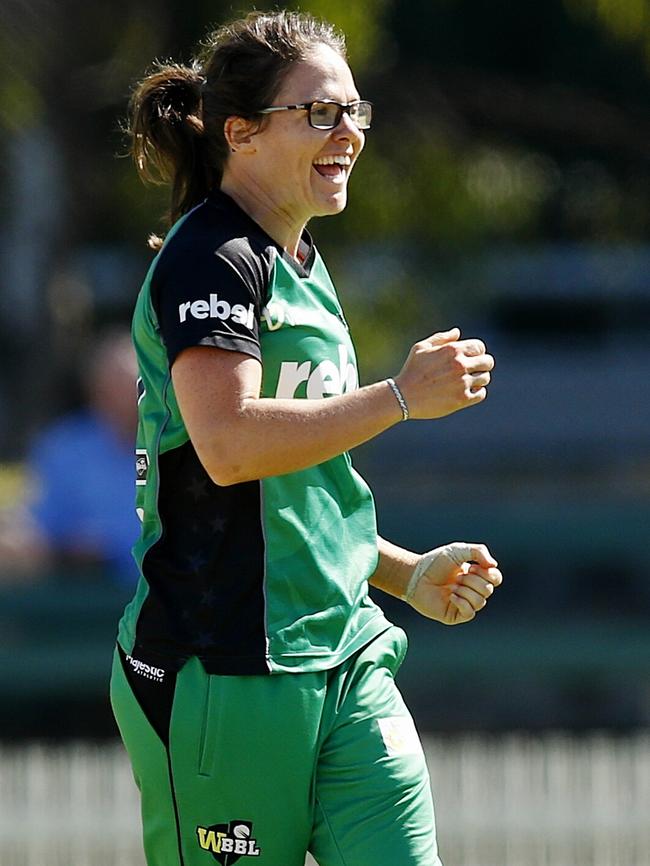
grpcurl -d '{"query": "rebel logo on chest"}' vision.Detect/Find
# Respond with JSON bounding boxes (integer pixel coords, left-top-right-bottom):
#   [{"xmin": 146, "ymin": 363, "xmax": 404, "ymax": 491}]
[{"xmin": 275, "ymin": 344, "xmax": 358, "ymax": 399}]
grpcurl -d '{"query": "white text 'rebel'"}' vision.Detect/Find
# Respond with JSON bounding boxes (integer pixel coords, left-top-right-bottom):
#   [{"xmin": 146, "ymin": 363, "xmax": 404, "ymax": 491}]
[{"xmin": 178, "ymin": 294, "xmax": 255, "ymax": 330}]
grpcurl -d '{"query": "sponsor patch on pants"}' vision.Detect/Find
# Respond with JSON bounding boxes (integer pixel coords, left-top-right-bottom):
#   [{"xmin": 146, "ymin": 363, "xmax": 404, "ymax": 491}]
[{"xmin": 377, "ymin": 716, "xmax": 421, "ymax": 757}]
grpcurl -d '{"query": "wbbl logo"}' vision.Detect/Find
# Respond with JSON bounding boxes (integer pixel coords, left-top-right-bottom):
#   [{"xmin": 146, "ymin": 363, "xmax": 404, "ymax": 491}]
[{"xmin": 196, "ymin": 820, "xmax": 261, "ymax": 864}]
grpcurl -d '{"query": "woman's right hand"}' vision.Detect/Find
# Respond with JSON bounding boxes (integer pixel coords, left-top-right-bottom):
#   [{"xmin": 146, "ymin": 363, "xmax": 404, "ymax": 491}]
[{"xmin": 394, "ymin": 328, "xmax": 494, "ymax": 420}]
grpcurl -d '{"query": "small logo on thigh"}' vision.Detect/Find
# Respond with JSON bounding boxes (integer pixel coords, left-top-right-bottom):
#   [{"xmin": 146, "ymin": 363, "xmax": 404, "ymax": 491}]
[
  {"xmin": 377, "ymin": 716, "xmax": 421, "ymax": 757},
  {"xmin": 196, "ymin": 820, "xmax": 261, "ymax": 864}
]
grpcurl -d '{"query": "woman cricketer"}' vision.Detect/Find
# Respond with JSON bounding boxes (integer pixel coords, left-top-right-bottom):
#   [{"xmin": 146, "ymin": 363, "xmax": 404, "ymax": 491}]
[{"xmin": 110, "ymin": 10, "xmax": 502, "ymax": 866}]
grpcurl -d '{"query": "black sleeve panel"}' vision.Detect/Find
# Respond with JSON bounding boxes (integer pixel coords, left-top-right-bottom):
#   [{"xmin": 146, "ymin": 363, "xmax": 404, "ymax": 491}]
[{"xmin": 152, "ymin": 216, "xmax": 271, "ymax": 368}]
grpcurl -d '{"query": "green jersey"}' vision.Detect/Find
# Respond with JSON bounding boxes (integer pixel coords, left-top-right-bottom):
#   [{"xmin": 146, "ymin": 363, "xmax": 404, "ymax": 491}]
[{"xmin": 118, "ymin": 190, "xmax": 390, "ymax": 675}]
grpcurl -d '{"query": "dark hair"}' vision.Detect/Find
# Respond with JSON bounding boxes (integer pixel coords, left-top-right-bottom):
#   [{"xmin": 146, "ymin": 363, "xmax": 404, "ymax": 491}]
[{"xmin": 128, "ymin": 10, "xmax": 346, "ymax": 249}]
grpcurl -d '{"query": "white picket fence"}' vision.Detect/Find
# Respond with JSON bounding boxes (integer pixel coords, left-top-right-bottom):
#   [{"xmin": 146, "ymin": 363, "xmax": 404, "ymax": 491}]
[{"xmin": 1, "ymin": 734, "xmax": 649, "ymax": 866}]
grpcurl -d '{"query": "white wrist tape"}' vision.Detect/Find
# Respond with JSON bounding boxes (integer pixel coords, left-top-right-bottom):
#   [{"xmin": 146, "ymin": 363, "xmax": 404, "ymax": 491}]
[
  {"xmin": 403, "ymin": 549, "xmax": 438, "ymax": 603},
  {"xmin": 403, "ymin": 543, "xmax": 470, "ymax": 603}
]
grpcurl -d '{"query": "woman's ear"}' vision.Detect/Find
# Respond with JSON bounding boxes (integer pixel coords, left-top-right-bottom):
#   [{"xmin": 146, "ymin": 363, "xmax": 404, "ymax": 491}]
[{"xmin": 224, "ymin": 116, "xmax": 260, "ymax": 154}]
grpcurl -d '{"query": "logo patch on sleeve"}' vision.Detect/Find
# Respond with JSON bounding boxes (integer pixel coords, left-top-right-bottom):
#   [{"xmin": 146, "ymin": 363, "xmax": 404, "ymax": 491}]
[
  {"xmin": 135, "ymin": 449, "xmax": 149, "ymax": 486},
  {"xmin": 196, "ymin": 820, "xmax": 261, "ymax": 864},
  {"xmin": 377, "ymin": 716, "xmax": 422, "ymax": 757},
  {"xmin": 178, "ymin": 294, "xmax": 255, "ymax": 330}
]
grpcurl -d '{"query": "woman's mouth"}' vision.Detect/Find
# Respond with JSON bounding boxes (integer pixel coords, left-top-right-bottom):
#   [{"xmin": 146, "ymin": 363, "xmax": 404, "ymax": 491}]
[{"xmin": 312, "ymin": 154, "xmax": 351, "ymax": 184}]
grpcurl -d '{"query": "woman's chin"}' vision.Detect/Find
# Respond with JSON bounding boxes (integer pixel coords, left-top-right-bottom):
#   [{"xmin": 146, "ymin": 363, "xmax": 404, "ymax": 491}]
[{"xmin": 313, "ymin": 189, "xmax": 348, "ymax": 217}]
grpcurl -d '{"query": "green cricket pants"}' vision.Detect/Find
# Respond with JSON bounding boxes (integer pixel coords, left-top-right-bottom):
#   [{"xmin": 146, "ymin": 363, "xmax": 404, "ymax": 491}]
[{"xmin": 110, "ymin": 625, "xmax": 442, "ymax": 866}]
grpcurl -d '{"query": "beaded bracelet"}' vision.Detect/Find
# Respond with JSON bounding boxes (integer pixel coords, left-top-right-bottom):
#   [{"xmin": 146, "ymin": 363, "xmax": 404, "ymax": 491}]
[{"xmin": 386, "ymin": 377, "xmax": 409, "ymax": 421}]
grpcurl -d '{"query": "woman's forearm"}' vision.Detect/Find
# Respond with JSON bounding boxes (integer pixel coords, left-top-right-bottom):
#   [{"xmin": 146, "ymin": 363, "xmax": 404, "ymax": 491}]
[
  {"xmin": 369, "ymin": 536, "xmax": 419, "ymax": 599},
  {"xmin": 173, "ymin": 325, "xmax": 494, "ymax": 486},
  {"xmin": 173, "ymin": 350, "xmax": 405, "ymax": 485},
  {"xmin": 182, "ymin": 375, "xmax": 403, "ymax": 486},
  {"xmin": 223, "ymin": 385, "xmax": 401, "ymax": 482}
]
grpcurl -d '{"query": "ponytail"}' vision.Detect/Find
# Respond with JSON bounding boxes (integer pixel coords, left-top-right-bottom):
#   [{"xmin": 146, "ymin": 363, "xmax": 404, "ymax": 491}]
[{"xmin": 128, "ymin": 63, "xmax": 217, "ymax": 250}]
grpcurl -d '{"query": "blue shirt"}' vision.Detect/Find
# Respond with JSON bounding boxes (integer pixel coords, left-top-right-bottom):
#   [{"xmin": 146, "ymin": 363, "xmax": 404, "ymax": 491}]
[{"xmin": 29, "ymin": 410, "xmax": 139, "ymax": 585}]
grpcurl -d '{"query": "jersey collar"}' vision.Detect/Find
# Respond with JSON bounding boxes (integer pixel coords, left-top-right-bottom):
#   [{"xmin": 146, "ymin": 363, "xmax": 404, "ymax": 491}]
[{"xmin": 207, "ymin": 189, "xmax": 316, "ymax": 279}]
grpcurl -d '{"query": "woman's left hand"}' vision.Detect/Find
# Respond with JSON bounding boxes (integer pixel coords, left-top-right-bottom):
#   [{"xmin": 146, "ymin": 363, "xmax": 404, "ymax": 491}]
[{"xmin": 406, "ymin": 542, "xmax": 503, "ymax": 625}]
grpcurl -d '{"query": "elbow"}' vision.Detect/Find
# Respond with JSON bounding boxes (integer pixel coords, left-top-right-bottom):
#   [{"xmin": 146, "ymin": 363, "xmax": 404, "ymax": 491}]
[
  {"xmin": 205, "ymin": 468, "xmax": 234, "ymax": 487},
  {"xmin": 201, "ymin": 448, "xmax": 254, "ymax": 487},
  {"xmin": 207, "ymin": 468, "xmax": 247, "ymax": 487},
  {"xmin": 190, "ymin": 418, "xmax": 260, "ymax": 486}
]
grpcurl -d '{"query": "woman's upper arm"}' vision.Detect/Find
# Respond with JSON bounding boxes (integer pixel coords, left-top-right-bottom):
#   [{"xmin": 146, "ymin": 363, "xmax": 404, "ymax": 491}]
[
  {"xmin": 150, "ymin": 226, "xmax": 268, "ymax": 484},
  {"xmin": 171, "ymin": 346, "xmax": 262, "ymax": 485}
]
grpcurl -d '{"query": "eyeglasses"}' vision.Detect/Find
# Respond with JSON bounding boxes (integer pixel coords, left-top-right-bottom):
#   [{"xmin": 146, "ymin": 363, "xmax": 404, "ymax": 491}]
[{"xmin": 257, "ymin": 100, "xmax": 372, "ymax": 130}]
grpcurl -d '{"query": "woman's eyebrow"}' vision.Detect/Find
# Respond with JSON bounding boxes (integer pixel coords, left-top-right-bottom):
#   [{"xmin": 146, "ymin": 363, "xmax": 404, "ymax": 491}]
[{"xmin": 309, "ymin": 96, "xmax": 362, "ymax": 103}]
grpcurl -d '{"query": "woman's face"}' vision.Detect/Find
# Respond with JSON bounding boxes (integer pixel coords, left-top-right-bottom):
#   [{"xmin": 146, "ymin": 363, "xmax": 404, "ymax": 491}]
[{"xmin": 245, "ymin": 43, "xmax": 366, "ymax": 227}]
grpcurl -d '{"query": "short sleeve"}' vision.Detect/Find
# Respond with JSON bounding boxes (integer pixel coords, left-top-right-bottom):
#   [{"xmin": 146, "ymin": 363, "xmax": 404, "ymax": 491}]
[{"xmin": 152, "ymin": 233, "xmax": 266, "ymax": 368}]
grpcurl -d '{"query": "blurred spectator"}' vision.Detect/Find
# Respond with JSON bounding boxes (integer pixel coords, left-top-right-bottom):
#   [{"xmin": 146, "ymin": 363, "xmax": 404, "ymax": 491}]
[{"xmin": 0, "ymin": 328, "xmax": 140, "ymax": 585}]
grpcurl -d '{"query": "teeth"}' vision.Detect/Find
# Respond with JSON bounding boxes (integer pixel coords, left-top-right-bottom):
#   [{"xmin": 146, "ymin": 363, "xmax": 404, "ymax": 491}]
[{"xmin": 313, "ymin": 155, "xmax": 351, "ymax": 166}]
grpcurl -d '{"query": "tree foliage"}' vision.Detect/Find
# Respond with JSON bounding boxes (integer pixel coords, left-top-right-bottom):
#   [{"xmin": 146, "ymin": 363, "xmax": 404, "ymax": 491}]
[
  {"xmin": 1, "ymin": 0, "xmax": 650, "ymax": 386},
  {"xmin": 566, "ymin": 0, "xmax": 650, "ymax": 61}
]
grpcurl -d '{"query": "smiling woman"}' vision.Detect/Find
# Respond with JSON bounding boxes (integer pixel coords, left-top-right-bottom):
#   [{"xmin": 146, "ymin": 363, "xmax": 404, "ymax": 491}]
[
  {"xmin": 219, "ymin": 40, "xmax": 366, "ymax": 246},
  {"xmin": 112, "ymin": 10, "xmax": 500, "ymax": 866}
]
